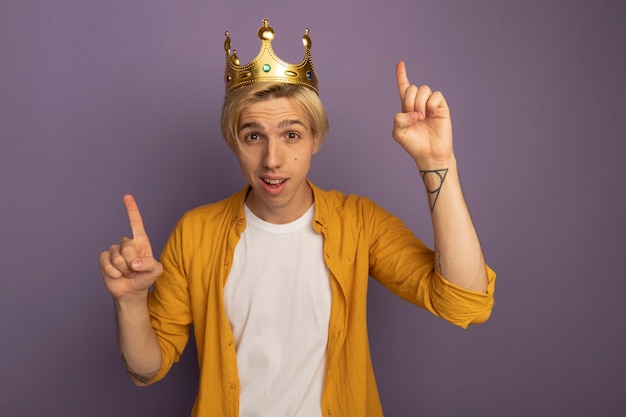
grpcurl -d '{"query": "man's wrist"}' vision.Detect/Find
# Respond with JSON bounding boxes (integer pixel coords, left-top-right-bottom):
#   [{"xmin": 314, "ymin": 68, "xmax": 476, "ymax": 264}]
[
  {"xmin": 417, "ymin": 157, "xmax": 458, "ymax": 212},
  {"xmin": 113, "ymin": 291, "xmax": 149, "ymax": 310},
  {"xmin": 414, "ymin": 153, "xmax": 456, "ymax": 171}
]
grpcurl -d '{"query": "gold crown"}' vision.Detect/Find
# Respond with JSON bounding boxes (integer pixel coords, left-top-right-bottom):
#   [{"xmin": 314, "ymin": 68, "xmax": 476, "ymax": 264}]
[{"xmin": 224, "ymin": 19, "xmax": 319, "ymax": 94}]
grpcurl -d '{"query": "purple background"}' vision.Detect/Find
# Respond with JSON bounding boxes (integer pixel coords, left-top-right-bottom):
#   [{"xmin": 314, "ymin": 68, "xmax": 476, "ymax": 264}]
[{"xmin": 2, "ymin": 1, "xmax": 625, "ymax": 416}]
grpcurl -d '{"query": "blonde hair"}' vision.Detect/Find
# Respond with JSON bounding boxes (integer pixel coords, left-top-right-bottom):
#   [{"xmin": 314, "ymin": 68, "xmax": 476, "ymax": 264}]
[{"xmin": 220, "ymin": 83, "xmax": 329, "ymax": 151}]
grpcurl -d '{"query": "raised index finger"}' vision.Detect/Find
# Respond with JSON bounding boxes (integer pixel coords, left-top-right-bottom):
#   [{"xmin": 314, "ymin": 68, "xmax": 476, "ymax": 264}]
[
  {"xmin": 123, "ymin": 194, "xmax": 147, "ymax": 240},
  {"xmin": 396, "ymin": 61, "xmax": 411, "ymax": 100}
]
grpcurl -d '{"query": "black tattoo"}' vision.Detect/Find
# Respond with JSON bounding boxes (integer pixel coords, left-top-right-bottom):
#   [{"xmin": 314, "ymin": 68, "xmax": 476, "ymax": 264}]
[
  {"xmin": 420, "ymin": 168, "xmax": 448, "ymax": 212},
  {"xmin": 120, "ymin": 353, "xmax": 152, "ymax": 385},
  {"xmin": 435, "ymin": 246, "xmax": 443, "ymax": 275}
]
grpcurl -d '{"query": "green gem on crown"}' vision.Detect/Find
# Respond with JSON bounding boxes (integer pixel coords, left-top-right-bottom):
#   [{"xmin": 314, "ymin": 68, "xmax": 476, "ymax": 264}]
[{"xmin": 263, "ymin": 64, "xmax": 271, "ymax": 72}]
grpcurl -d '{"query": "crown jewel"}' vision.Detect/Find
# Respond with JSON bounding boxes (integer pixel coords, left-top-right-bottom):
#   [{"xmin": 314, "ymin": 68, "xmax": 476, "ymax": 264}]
[{"xmin": 224, "ymin": 19, "xmax": 319, "ymax": 94}]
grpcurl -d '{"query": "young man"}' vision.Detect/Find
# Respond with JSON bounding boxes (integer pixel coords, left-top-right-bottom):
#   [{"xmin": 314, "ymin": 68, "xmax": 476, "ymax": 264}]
[{"xmin": 99, "ymin": 19, "xmax": 495, "ymax": 417}]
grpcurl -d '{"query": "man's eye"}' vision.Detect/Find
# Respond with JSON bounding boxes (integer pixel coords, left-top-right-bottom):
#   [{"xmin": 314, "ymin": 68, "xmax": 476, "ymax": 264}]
[
  {"xmin": 287, "ymin": 132, "xmax": 300, "ymax": 139},
  {"xmin": 247, "ymin": 133, "xmax": 259, "ymax": 141}
]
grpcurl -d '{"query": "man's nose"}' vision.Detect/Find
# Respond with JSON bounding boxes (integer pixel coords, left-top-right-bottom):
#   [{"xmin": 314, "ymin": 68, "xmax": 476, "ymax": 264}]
[{"xmin": 263, "ymin": 138, "xmax": 283, "ymax": 168}]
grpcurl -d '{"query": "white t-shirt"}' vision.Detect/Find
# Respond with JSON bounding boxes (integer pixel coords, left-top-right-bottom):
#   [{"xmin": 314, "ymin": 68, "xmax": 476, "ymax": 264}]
[{"xmin": 223, "ymin": 204, "xmax": 332, "ymax": 417}]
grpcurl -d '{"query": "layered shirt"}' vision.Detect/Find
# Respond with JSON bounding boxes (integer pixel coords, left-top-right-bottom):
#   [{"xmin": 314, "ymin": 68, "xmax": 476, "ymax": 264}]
[{"xmin": 147, "ymin": 181, "xmax": 496, "ymax": 417}]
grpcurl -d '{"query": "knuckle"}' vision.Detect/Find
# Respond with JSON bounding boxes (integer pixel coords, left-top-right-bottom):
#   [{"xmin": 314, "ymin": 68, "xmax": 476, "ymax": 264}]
[
  {"xmin": 102, "ymin": 264, "xmax": 122, "ymax": 279},
  {"xmin": 111, "ymin": 253, "xmax": 128, "ymax": 269},
  {"xmin": 99, "ymin": 251, "xmax": 109, "ymax": 264},
  {"xmin": 119, "ymin": 240, "xmax": 135, "ymax": 255}
]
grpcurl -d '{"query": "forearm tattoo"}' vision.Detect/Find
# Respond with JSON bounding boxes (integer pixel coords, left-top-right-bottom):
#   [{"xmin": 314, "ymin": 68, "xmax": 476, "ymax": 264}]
[
  {"xmin": 420, "ymin": 168, "xmax": 448, "ymax": 212},
  {"xmin": 120, "ymin": 353, "xmax": 152, "ymax": 385},
  {"xmin": 435, "ymin": 246, "xmax": 444, "ymax": 275}
]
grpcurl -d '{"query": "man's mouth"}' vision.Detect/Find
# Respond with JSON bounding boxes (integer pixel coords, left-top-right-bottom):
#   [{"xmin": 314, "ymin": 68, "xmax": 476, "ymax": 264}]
[{"xmin": 262, "ymin": 178, "xmax": 287, "ymax": 185}]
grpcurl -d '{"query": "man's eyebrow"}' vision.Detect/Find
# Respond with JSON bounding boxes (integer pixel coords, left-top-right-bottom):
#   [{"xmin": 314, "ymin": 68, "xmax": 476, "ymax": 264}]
[
  {"xmin": 239, "ymin": 121, "xmax": 263, "ymax": 132},
  {"xmin": 277, "ymin": 119, "xmax": 306, "ymax": 129},
  {"xmin": 239, "ymin": 119, "xmax": 306, "ymax": 132}
]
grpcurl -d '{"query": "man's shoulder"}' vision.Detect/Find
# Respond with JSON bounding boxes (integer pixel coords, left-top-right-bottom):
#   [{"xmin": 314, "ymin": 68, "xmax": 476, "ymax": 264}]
[
  {"xmin": 312, "ymin": 183, "xmax": 377, "ymax": 208},
  {"xmin": 311, "ymin": 183, "xmax": 382, "ymax": 219},
  {"xmin": 178, "ymin": 186, "xmax": 247, "ymax": 226}
]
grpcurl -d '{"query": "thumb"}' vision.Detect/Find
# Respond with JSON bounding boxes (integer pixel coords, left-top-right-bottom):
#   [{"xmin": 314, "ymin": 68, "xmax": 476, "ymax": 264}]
[
  {"xmin": 130, "ymin": 258, "xmax": 145, "ymax": 271},
  {"xmin": 130, "ymin": 257, "xmax": 162, "ymax": 275}
]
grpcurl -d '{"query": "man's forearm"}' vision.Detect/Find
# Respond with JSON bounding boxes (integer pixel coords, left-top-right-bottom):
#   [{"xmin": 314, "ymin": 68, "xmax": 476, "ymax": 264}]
[
  {"xmin": 419, "ymin": 156, "xmax": 488, "ymax": 293},
  {"xmin": 115, "ymin": 296, "xmax": 162, "ymax": 385}
]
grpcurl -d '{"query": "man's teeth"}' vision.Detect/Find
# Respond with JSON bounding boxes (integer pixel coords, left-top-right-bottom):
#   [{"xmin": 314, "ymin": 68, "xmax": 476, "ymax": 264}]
[{"xmin": 264, "ymin": 179, "xmax": 285, "ymax": 185}]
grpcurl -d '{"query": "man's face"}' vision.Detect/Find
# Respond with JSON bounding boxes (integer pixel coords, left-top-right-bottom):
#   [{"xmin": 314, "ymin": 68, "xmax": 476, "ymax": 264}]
[{"xmin": 234, "ymin": 96, "xmax": 320, "ymax": 224}]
